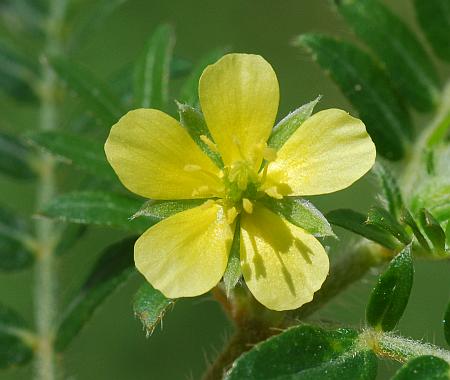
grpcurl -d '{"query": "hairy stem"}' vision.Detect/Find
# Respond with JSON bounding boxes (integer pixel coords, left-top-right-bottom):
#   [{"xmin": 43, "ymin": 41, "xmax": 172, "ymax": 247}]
[{"xmin": 34, "ymin": 1, "xmax": 67, "ymax": 379}]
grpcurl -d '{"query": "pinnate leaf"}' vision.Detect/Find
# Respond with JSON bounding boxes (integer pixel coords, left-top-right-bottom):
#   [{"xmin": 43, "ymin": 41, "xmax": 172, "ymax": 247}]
[{"xmin": 0, "ymin": 131, "xmax": 36, "ymax": 180}]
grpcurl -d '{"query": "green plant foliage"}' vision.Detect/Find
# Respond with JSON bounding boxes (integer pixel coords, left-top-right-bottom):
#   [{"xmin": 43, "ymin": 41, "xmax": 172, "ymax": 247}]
[
  {"xmin": 444, "ymin": 302, "xmax": 450, "ymax": 346},
  {"xmin": 0, "ymin": 207, "xmax": 34, "ymax": 271},
  {"xmin": 0, "ymin": 131, "xmax": 36, "ymax": 180},
  {"xmin": 335, "ymin": 0, "xmax": 439, "ymax": 112},
  {"xmin": 49, "ymin": 56, "xmax": 124, "ymax": 126},
  {"xmin": 401, "ymin": 209, "xmax": 431, "ymax": 253},
  {"xmin": 27, "ymin": 130, "xmax": 116, "ymax": 180},
  {"xmin": 55, "ymin": 237, "xmax": 136, "ymax": 351},
  {"xmin": 367, "ymin": 206, "xmax": 411, "ymax": 245},
  {"xmin": 225, "ymin": 325, "xmax": 377, "ymax": 380},
  {"xmin": 0, "ymin": 304, "xmax": 33, "ymax": 369},
  {"xmin": 392, "ymin": 355, "xmax": 450, "ymax": 380},
  {"xmin": 54, "ymin": 224, "xmax": 87, "ymax": 256},
  {"xmin": 366, "ymin": 245, "xmax": 413, "ymax": 331},
  {"xmin": 133, "ymin": 282, "xmax": 174, "ymax": 336},
  {"xmin": 223, "ymin": 219, "xmax": 241, "ymax": 296},
  {"xmin": 133, "ymin": 24, "xmax": 175, "ymax": 109},
  {"xmin": 263, "ymin": 197, "xmax": 334, "ymax": 237},
  {"xmin": 419, "ymin": 209, "xmax": 447, "ymax": 255},
  {"xmin": 296, "ymin": 34, "xmax": 412, "ymax": 161},
  {"xmin": 41, "ymin": 191, "xmax": 152, "ymax": 232},
  {"xmin": 132, "ymin": 198, "xmax": 206, "ymax": 221},
  {"xmin": 373, "ymin": 163, "xmax": 404, "ymax": 219},
  {"xmin": 326, "ymin": 209, "xmax": 399, "ymax": 249},
  {"xmin": 414, "ymin": 0, "xmax": 450, "ymax": 63},
  {"xmin": 267, "ymin": 96, "xmax": 320, "ymax": 150},
  {"xmin": 177, "ymin": 102, "xmax": 223, "ymax": 167}
]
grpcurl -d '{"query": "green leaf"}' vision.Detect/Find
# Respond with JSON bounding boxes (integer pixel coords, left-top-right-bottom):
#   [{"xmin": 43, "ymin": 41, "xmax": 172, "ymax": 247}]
[
  {"xmin": 392, "ymin": 355, "xmax": 450, "ymax": 380},
  {"xmin": 419, "ymin": 209, "xmax": 447, "ymax": 255},
  {"xmin": 326, "ymin": 209, "xmax": 399, "ymax": 249},
  {"xmin": 373, "ymin": 163, "xmax": 404, "ymax": 219},
  {"xmin": 414, "ymin": 0, "xmax": 450, "ymax": 63},
  {"xmin": 296, "ymin": 34, "xmax": 411, "ymax": 161},
  {"xmin": 225, "ymin": 325, "xmax": 377, "ymax": 380},
  {"xmin": 55, "ymin": 237, "xmax": 136, "ymax": 351},
  {"xmin": 367, "ymin": 206, "xmax": 411, "ymax": 245},
  {"xmin": 178, "ymin": 47, "xmax": 227, "ymax": 105},
  {"xmin": 132, "ymin": 198, "xmax": 206, "ymax": 222},
  {"xmin": 133, "ymin": 24, "xmax": 175, "ymax": 109},
  {"xmin": 0, "ymin": 207, "xmax": 34, "ymax": 271},
  {"xmin": 263, "ymin": 197, "xmax": 334, "ymax": 237},
  {"xmin": 0, "ymin": 304, "xmax": 33, "ymax": 369},
  {"xmin": 177, "ymin": 102, "xmax": 223, "ymax": 167},
  {"xmin": 444, "ymin": 302, "xmax": 450, "ymax": 346},
  {"xmin": 336, "ymin": 0, "xmax": 439, "ymax": 112},
  {"xmin": 268, "ymin": 96, "xmax": 321, "ymax": 150},
  {"xmin": 223, "ymin": 218, "xmax": 241, "ymax": 296},
  {"xmin": 133, "ymin": 282, "xmax": 174, "ymax": 336},
  {"xmin": 49, "ymin": 56, "xmax": 124, "ymax": 126},
  {"xmin": 400, "ymin": 208, "xmax": 431, "ymax": 253},
  {"xmin": 27, "ymin": 131, "xmax": 115, "ymax": 180},
  {"xmin": 41, "ymin": 191, "xmax": 152, "ymax": 233},
  {"xmin": 0, "ymin": 131, "xmax": 36, "ymax": 180},
  {"xmin": 54, "ymin": 224, "xmax": 87, "ymax": 256},
  {"xmin": 366, "ymin": 244, "xmax": 413, "ymax": 331}
]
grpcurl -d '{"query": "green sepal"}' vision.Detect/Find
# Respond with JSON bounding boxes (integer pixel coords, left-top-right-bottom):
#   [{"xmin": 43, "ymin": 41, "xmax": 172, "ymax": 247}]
[
  {"xmin": 55, "ymin": 237, "xmax": 136, "ymax": 351},
  {"xmin": 0, "ymin": 131, "xmax": 36, "ymax": 180},
  {"xmin": 40, "ymin": 191, "xmax": 153, "ymax": 233},
  {"xmin": 177, "ymin": 102, "xmax": 223, "ymax": 167},
  {"xmin": 263, "ymin": 197, "xmax": 334, "ymax": 237},
  {"xmin": 366, "ymin": 244, "xmax": 413, "ymax": 331},
  {"xmin": 133, "ymin": 282, "xmax": 174, "ymax": 337},
  {"xmin": 400, "ymin": 208, "xmax": 431, "ymax": 254},
  {"xmin": 132, "ymin": 199, "xmax": 206, "ymax": 222},
  {"xmin": 326, "ymin": 209, "xmax": 399, "ymax": 249},
  {"xmin": 133, "ymin": 24, "xmax": 175, "ymax": 110},
  {"xmin": 267, "ymin": 96, "xmax": 321, "ymax": 150},
  {"xmin": 444, "ymin": 302, "xmax": 450, "ymax": 346},
  {"xmin": 27, "ymin": 130, "xmax": 116, "ymax": 181},
  {"xmin": 223, "ymin": 218, "xmax": 241, "ymax": 296},
  {"xmin": 296, "ymin": 34, "xmax": 411, "ymax": 161},
  {"xmin": 367, "ymin": 206, "xmax": 411, "ymax": 245},
  {"xmin": 0, "ymin": 304, "xmax": 34, "ymax": 369},
  {"xmin": 335, "ymin": 0, "xmax": 439, "ymax": 112},
  {"xmin": 392, "ymin": 355, "xmax": 450, "ymax": 380},
  {"xmin": 225, "ymin": 325, "xmax": 377, "ymax": 380},
  {"xmin": 419, "ymin": 209, "xmax": 447, "ymax": 256},
  {"xmin": 373, "ymin": 162, "xmax": 404, "ymax": 219}
]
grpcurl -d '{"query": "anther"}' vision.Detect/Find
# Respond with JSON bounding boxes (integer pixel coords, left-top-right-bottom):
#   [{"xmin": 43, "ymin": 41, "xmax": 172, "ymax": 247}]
[
  {"xmin": 263, "ymin": 146, "xmax": 277, "ymax": 162},
  {"xmin": 265, "ymin": 186, "xmax": 283, "ymax": 200},
  {"xmin": 242, "ymin": 199, "xmax": 253, "ymax": 214},
  {"xmin": 226, "ymin": 207, "xmax": 238, "ymax": 224},
  {"xmin": 184, "ymin": 164, "xmax": 202, "ymax": 172},
  {"xmin": 200, "ymin": 135, "xmax": 219, "ymax": 152}
]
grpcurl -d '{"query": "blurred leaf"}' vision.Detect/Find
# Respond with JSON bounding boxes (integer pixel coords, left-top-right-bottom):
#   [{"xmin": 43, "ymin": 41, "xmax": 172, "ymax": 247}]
[
  {"xmin": 41, "ymin": 191, "xmax": 152, "ymax": 233},
  {"xmin": 392, "ymin": 355, "xmax": 450, "ymax": 380},
  {"xmin": 177, "ymin": 102, "xmax": 223, "ymax": 167},
  {"xmin": 367, "ymin": 206, "xmax": 411, "ymax": 245},
  {"xmin": 225, "ymin": 325, "xmax": 377, "ymax": 380},
  {"xmin": 54, "ymin": 224, "xmax": 87, "ymax": 256},
  {"xmin": 446, "ymin": 222, "xmax": 450, "ymax": 247},
  {"xmin": 336, "ymin": 0, "xmax": 439, "ymax": 112},
  {"xmin": 373, "ymin": 163, "xmax": 404, "ymax": 219},
  {"xmin": 0, "ymin": 207, "xmax": 34, "ymax": 271},
  {"xmin": 49, "ymin": 57, "xmax": 124, "ymax": 127},
  {"xmin": 178, "ymin": 47, "xmax": 227, "ymax": 105},
  {"xmin": 263, "ymin": 197, "xmax": 334, "ymax": 237},
  {"xmin": 444, "ymin": 302, "xmax": 450, "ymax": 346},
  {"xmin": 419, "ymin": 209, "xmax": 447, "ymax": 255},
  {"xmin": 133, "ymin": 282, "xmax": 174, "ymax": 336},
  {"xmin": 326, "ymin": 209, "xmax": 399, "ymax": 249},
  {"xmin": 366, "ymin": 244, "xmax": 413, "ymax": 331},
  {"xmin": 134, "ymin": 24, "xmax": 175, "ymax": 109},
  {"xmin": 0, "ymin": 131, "xmax": 36, "ymax": 180},
  {"xmin": 414, "ymin": 0, "xmax": 450, "ymax": 63},
  {"xmin": 223, "ymin": 219, "xmax": 241, "ymax": 296},
  {"xmin": 401, "ymin": 208, "xmax": 431, "ymax": 253},
  {"xmin": 55, "ymin": 237, "xmax": 136, "ymax": 351},
  {"xmin": 297, "ymin": 34, "xmax": 411, "ymax": 160},
  {"xmin": 268, "ymin": 96, "xmax": 321, "ymax": 150},
  {"xmin": 27, "ymin": 131, "xmax": 115, "ymax": 180},
  {"xmin": 132, "ymin": 198, "xmax": 205, "ymax": 221},
  {"xmin": 0, "ymin": 303, "xmax": 33, "ymax": 369}
]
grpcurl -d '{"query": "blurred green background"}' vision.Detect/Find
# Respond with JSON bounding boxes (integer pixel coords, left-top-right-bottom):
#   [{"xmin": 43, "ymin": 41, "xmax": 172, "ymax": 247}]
[{"xmin": 1, "ymin": 0, "xmax": 449, "ymax": 379}]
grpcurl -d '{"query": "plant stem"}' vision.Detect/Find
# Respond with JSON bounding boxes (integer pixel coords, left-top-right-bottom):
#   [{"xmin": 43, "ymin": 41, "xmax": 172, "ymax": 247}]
[{"xmin": 34, "ymin": 1, "xmax": 67, "ymax": 379}]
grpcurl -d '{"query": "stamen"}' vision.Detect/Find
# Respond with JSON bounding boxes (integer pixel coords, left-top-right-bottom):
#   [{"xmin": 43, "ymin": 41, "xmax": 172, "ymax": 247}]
[
  {"xmin": 265, "ymin": 186, "xmax": 283, "ymax": 200},
  {"xmin": 242, "ymin": 198, "xmax": 253, "ymax": 214},
  {"xmin": 184, "ymin": 164, "xmax": 202, "ymax": 172},
  {"xmin": 191, "ymin": 185, "xmax": 211, "ymax": 197},
  {"xmin": 226, "ymin": 207, "xmax": 238, "ymax": 224},
  {"xmin": 263, "ymin": 146, "xmax": 277, "ymax": 162},
  {"xmin": 200, "ymin": 135, "xmax": 219, "ymax": 152}
]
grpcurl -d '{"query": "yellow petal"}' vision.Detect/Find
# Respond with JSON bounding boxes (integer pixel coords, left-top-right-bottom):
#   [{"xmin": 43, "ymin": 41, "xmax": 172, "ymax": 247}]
[
  {"xmin": 105, "ymin": 108, "xmax": 223, "ymax": 199},
  {"xmin": 240, "ymin": 204, "xmax": 329, "ymax": 311},
  {"xmin": 199, "ymin": 54, "xmax": 279, "ymax": 169},
  {"xmin": 266, "ymin": 109, "xmax": 376, "ymax": 196},
  {"xmin": 135, "ymin": 201, "xmax": 233, "ymax": 298}
]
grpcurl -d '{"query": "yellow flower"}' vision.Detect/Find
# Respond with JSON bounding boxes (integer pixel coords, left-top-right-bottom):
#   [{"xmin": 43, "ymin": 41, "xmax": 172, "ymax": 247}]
[{"xmin": 104, "ymin": 53, "xmax": 376, "ymax": 311}]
